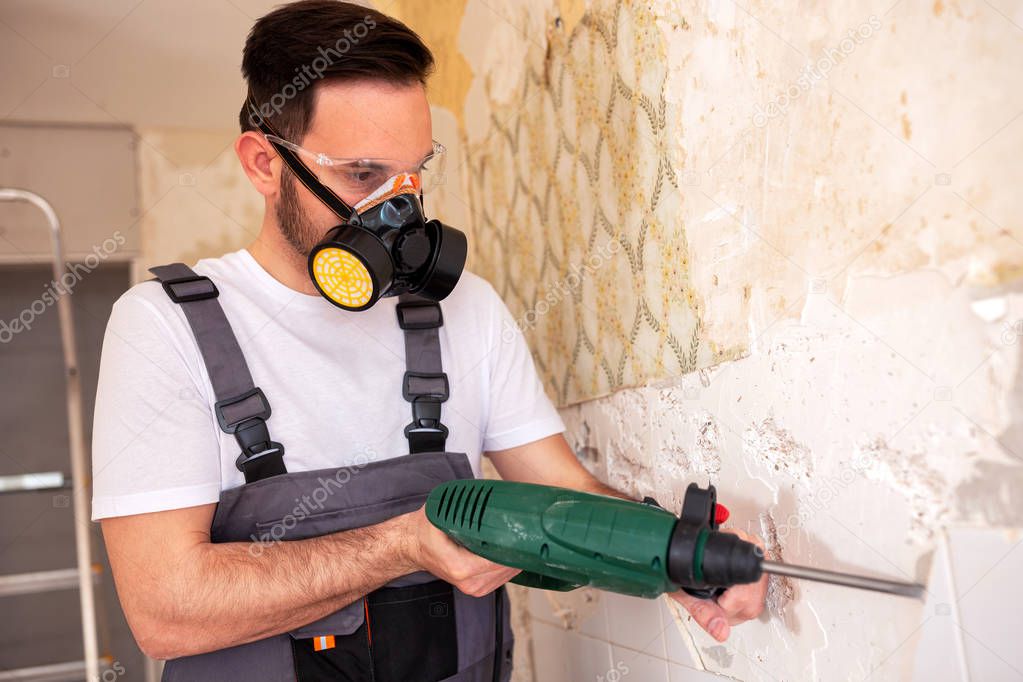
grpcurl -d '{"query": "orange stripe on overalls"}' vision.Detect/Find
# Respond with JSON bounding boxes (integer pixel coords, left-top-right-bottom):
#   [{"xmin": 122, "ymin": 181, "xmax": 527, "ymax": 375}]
[
  {"xmin": 313, "ymin": 635, "xmax": 336, "ymax": 651},
  {"xmin": 363, "ymin": 598, "xmax": 373, "ymax": 646}
]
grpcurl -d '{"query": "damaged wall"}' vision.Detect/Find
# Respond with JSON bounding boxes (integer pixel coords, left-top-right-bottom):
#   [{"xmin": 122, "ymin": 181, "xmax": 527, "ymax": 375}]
[
  {"xmin": 387, "ymin": 0, "xmax": 1023, "ymax": 679},
  {"xmin": 133, "ymin": 128, "xmax": 260, "ymax": 281}
]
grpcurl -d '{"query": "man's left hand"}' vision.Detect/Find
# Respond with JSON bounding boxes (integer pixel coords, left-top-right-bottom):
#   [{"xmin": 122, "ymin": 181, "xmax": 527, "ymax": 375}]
[{"xmin": 668, "ymin": 528, "xmax": 769, "ymax": 642}]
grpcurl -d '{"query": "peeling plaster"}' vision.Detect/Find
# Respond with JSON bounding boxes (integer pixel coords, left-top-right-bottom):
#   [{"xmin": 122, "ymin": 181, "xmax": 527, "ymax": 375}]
[
  {"xmin": 954, "ymin": 460, "xmax": 1023, "ymax": 527},
  {"xmin": 853, "ymin": 435, "xmax": 951, "ymax": 542},
  {"xmin": 757, "ymin": 513, "xmax": 795, "ymax": 620},
  {"xmin": 743, "ymin": 415, "xmax": 814, "ymax": 486},
  {"xmin": 554, "ymin": 0, "xmax": 585, "ymax": 34},
  {"xmin": 136, "ymin": 128, "xmax": 259, "ymax": 277},
  {"xmin": 387, "ymin": 1, "xmax": 474, "ymax": 126},
  {"xmin": 554, "ymin": 272, "xmax": 1021, "ymax": 679}
]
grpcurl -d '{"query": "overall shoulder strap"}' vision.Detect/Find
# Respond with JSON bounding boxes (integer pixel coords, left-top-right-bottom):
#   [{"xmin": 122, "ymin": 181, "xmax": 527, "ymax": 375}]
[
  {"xmin": 149, "ymin": 263, "xmax": 287, "ymax": 482},
  {"xmin": 396, "ymin": 296, "xmax": 449, "ymax": 454}
]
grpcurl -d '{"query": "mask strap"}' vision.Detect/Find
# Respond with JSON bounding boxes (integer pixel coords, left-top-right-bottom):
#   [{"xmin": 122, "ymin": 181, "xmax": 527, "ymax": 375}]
[{"xmin": 246, "ymin": 97, "xmax": 355, "ymax": 223}]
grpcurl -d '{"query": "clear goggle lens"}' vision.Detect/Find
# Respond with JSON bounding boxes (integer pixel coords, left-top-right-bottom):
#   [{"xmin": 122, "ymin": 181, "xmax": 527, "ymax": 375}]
[{"xmin": 265, "ymin": 135, "xmax": 446, "ymax": 198}]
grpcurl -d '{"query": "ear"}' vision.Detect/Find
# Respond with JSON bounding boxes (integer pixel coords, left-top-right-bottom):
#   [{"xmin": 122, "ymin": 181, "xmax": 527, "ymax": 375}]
[{"xmin": 235, "ymin": 131, "xmax": 280, "ymax": 197}]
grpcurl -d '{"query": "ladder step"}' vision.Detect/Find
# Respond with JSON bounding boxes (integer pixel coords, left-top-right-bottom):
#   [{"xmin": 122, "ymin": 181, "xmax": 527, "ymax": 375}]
[
  {"xmin": 0, "ymin": 567, "xmax": 100, "ymax": 598},
  {"xmin": 0, "ymin": 472, "xmax": 67, "ymax": 494},
  {"xmin": 0, "ymin": 659, "xmax": 110, "ymax": 682}
]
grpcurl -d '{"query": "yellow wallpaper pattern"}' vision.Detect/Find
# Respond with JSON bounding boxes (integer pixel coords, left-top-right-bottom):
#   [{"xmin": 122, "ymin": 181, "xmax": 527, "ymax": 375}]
[{"xmin": 465, "ymin": 1, "xmax": 712, "ymax": 405}]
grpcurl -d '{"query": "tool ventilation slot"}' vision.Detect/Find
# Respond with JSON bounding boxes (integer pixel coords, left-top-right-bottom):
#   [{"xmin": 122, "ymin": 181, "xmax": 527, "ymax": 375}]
[
  {"xmin": 436, "ymin": 486, "xmax": 450, "ymax": 518},
  {"xmin": 475, "ymin": 485, "xmax": 493, "ymax": 530},
  {"xmin": 441, "ymin": 482, "xmax": 494, "ymax": 530}
]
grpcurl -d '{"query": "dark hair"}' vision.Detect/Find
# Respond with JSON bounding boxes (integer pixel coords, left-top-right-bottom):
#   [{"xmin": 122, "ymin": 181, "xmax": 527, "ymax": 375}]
[{"xmin": 239, "ymin": 0, "xmax": 434, "ymax": 141}]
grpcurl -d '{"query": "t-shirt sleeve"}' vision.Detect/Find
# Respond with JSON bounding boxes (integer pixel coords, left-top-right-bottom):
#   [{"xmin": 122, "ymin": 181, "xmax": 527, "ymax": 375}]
[
  {"xmin": 480, "ymin": 282, "xmax": 566, "ymax": 452},
  {"xmin": 91, "ymin": 288, "xmax": 222, "ymax": 520}
]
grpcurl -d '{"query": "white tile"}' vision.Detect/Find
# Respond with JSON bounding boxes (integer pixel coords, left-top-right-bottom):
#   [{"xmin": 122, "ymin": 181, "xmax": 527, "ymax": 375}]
[
  {"xmin": 531, "ymin": 620, "xmax": 613, "ymax": 682},
  {"xmin": 604, "ymin": 591, "xmax": 666, "ymax": 658},
  {"xmin": 611, "ymin": 645, "xmax": 669, "ymax": 682},
  {"xmin": 528, "ymin": 587, "xmax": 609, "ymax": 640},
  {"xmin": 574, "ymin": 590, "xmax": 611, "ymax": 640},
  {"xmin": 660, "ymin": 596, "xmax": 703, "ymax": 668},
  {"xmin": 910, "ymin": 535, "xmax": 969, "ymax": 682},
  {"xmin": 668, "ymin": 661, "xmax": 726, "ymax": 681},
  {"xmin": 526, "ymin": 585, "xmax": 559, "ymax": 624},
  {"xmin": 946, "ymin": 527, "xmax": 1023, "ymax": 681},
  {"xmin": 529, "ymin": 620, "xmax": 569, "ymax": 681}
]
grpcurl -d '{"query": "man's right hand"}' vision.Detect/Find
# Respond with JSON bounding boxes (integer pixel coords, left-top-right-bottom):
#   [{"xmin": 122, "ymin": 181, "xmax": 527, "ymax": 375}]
[{"xmin": 399, "ymin": 505, "xmax": 520, "ymax": 597}]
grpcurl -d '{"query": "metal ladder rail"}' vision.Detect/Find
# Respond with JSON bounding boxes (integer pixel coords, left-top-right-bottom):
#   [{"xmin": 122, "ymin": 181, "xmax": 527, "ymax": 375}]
[{"xmin": 0, "ymin": 188, "xmax": 100, "ymax": 682}]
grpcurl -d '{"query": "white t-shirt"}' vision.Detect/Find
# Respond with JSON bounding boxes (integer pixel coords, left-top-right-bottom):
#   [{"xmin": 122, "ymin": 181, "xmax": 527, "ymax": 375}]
[{"xmin": 91, "ymin": 248, "xmax": 565, "ymax": 520}]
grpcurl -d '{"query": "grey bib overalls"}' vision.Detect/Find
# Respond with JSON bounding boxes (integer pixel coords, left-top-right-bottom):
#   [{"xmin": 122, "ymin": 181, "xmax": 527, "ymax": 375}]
[{"xmin": 149, "ymin": 263, "xmax": 513, "ymax": 682}]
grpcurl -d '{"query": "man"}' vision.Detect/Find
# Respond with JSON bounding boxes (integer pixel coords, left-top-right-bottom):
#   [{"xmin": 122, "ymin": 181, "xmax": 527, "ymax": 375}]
[{"xmin": 92, "ymin": 2, "xmax": 766, "ymax": 680}]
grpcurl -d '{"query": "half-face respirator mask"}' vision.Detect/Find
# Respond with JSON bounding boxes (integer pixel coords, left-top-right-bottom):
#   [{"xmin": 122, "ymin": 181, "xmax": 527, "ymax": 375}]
[{"xmin": 250, "ymin": 101, "xmax": 467, "ymax": 311}]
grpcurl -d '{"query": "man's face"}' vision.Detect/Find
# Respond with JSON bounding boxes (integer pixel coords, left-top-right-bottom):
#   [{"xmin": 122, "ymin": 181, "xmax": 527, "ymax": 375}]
[{"xmin": 275, "ymin": 79, "xmax": 434, "ymax": 257}]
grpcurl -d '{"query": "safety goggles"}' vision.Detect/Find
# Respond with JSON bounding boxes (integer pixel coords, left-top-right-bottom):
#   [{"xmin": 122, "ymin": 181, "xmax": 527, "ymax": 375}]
[{"xmin": 263, "ymin": 134, "xmax": 447, "ymax": 200}]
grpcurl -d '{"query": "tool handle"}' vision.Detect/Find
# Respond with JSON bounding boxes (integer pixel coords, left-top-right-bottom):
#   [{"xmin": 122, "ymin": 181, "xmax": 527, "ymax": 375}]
[{"xmin": 510, "ymin": 571, "xmax": 582, "ymax": 592}]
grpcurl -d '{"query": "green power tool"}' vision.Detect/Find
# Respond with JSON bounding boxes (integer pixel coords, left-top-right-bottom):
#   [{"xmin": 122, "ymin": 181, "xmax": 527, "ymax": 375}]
[{"xmin": 426, "ymin": 479, "xmax": 925, "ymax": 600}]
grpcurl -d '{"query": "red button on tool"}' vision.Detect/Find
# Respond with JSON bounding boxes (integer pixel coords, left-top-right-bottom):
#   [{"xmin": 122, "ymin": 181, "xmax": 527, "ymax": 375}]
[{"xmin": 714, "ymin": 504, "xmax": 730, "ymax": 525}]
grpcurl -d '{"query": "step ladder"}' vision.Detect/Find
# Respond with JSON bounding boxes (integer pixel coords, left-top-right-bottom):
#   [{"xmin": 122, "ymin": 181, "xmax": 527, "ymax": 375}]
[{"xmin": 0, "ymin": 189, "xmax": 104, "ymax": 681}]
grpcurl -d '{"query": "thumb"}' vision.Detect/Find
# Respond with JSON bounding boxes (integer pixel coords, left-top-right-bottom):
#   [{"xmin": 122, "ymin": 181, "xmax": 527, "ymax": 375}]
[{"xmin": 669, "ymin": 590, "xmax": 731, "ymax": 642}]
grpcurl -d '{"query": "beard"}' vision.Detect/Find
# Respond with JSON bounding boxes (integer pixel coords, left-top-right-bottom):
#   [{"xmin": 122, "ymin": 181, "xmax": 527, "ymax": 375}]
[{"xmin": 275, "ymin": 170, "xmax": 323, "ymax": 258}]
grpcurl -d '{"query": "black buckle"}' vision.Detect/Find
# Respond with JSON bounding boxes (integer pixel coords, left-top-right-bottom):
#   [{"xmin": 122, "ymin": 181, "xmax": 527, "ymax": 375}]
[
  {"xmin": 232, "ymin": 417, "xmax": 284, "ymax": 470},
  {"xmin": 402, "ymin": 371, "xmax": 449, "ymax": 402},
  {"xmin": 403, "ymin": 398, "xmax": 449, "ymax": 439},
  {"xmin": 231, "ymin": 416, "xmax": 286, "ymax": 479},
  {"xmin": 161, "ymin": 274, "xmax": 219, "ymax": 303},
  {"xmin": 235, "ymin": 441, "xmax": 285, "ymax": 472},
  {"xmin": 214, "ymin": 387, "xmax": 271, "ymax": 433},
  {"xmin": 396, "ymin": 301, "xmax": 443, "ymax": 330}
]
